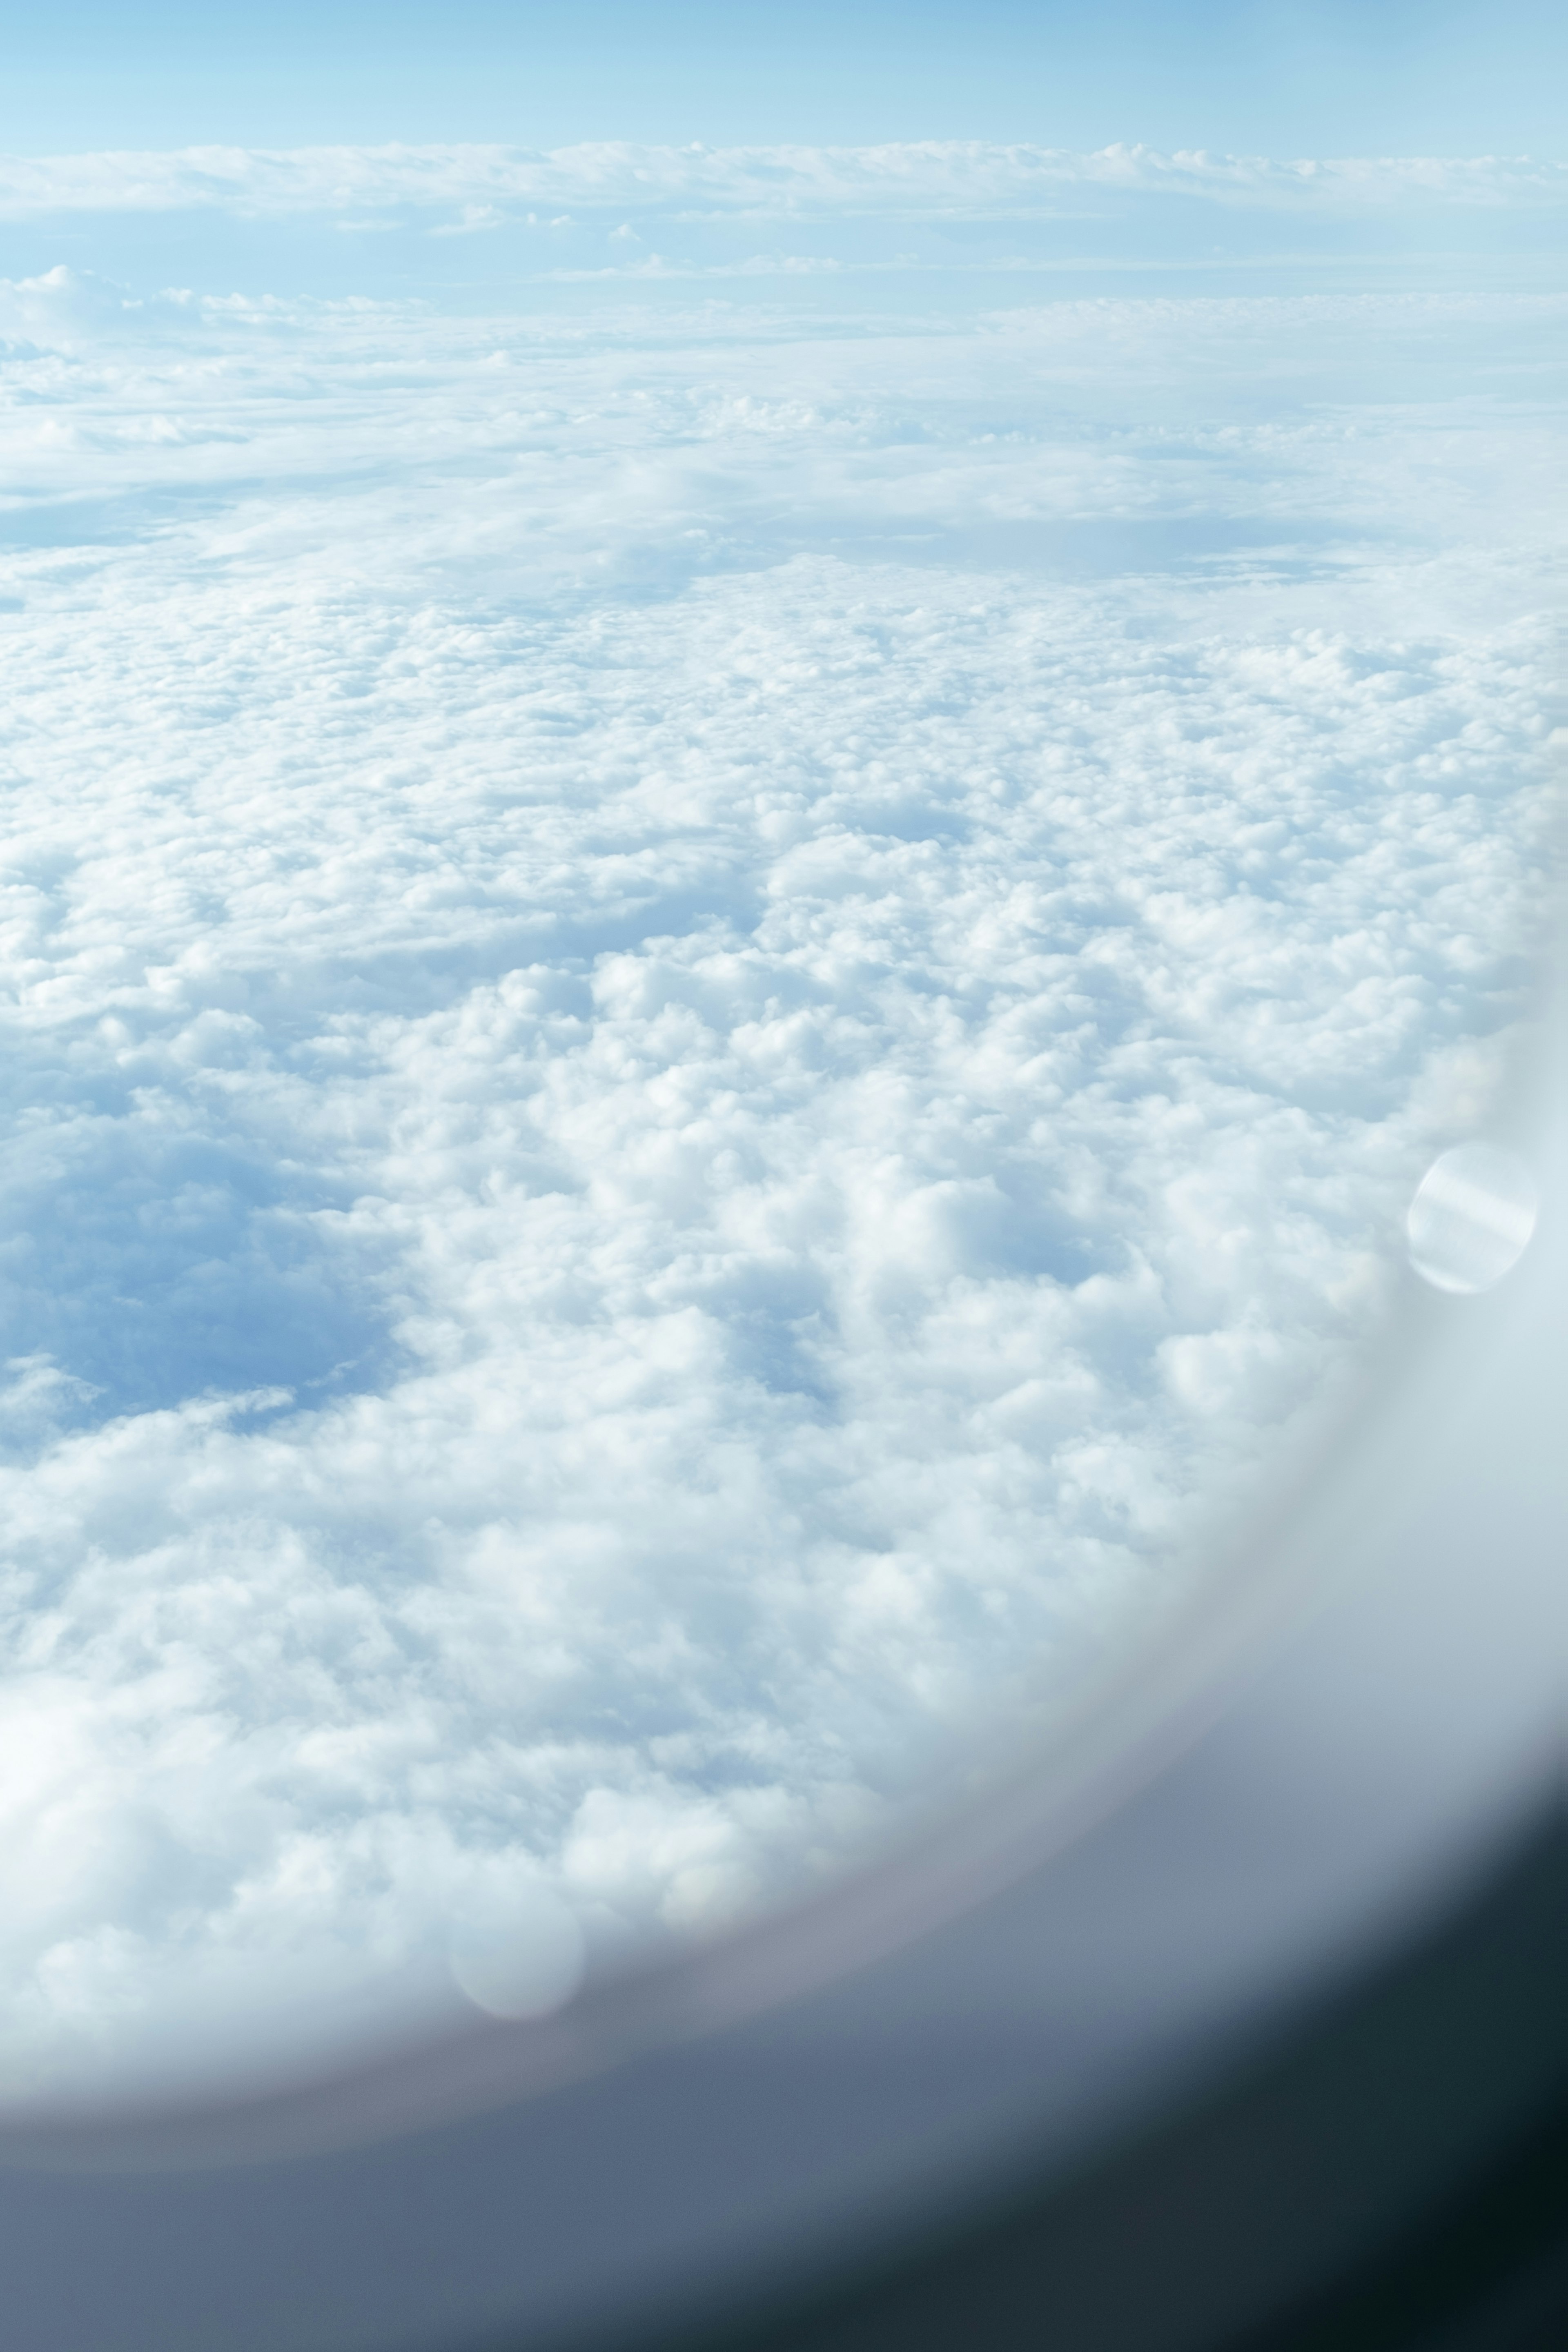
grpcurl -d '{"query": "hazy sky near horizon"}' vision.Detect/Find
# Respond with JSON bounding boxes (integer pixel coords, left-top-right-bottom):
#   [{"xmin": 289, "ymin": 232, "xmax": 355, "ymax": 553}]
[
  {"xmin": 3, "ymin": 2, "xmax": 1567, "ymax": 154},
  {"xmin": 0, "ymin": 16, "xmax": 1561, "ymax": 2095}
]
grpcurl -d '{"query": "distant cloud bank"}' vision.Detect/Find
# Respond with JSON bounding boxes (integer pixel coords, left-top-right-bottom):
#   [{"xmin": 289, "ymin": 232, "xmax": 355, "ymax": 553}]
[{"xmin": 0, "ymin": 139, "xmax": 1562, "ymax": 224}]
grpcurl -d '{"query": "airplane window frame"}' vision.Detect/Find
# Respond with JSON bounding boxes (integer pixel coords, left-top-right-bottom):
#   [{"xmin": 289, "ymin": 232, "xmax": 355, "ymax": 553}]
[
  {"xmin": 0, "ymin": 971, "xmax": 1563, "ymax": 2350},
  {"xmin": 0, "ymin": 12, "xmax": 1564, "ymax": 2340}
]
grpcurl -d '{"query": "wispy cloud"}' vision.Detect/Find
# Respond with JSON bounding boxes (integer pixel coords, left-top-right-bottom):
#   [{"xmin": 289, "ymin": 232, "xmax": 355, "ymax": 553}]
[{"xmin": 0, "ymin": 139, "xmax": 1562, "ymax": 225}]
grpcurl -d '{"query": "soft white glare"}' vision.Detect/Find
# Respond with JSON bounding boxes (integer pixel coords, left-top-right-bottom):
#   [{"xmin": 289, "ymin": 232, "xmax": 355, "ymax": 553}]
[
  {"xmin": 448, "ymin": 1881, "xmax": 586, "ymax": 2021},
  {"xmin": 1405, "ymin": 1143, "xmax": 1539, "ymax": 1295}
]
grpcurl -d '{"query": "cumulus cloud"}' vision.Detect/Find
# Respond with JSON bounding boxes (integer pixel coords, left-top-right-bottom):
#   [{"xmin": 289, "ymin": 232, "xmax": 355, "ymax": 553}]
[{"xmin": 0, "ymin": 218, "xmax": 1557, "ymax": 2094}]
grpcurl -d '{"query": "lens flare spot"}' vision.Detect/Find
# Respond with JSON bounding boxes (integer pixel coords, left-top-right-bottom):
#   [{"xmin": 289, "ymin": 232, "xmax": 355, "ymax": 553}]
[
  {"xmin": 448, "ymin": 1883, "xmax": 586, "ymax": 2022},
  {"xmin": 1405, "ymin": 1142, "xmax": 1538, "ymax": 1296}
]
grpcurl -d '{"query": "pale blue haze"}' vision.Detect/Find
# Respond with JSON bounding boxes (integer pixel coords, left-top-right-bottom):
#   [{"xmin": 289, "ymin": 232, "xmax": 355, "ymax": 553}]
[{"xmin": 3, "ymin": 3, "xmax": 1566, "ymax": 156}]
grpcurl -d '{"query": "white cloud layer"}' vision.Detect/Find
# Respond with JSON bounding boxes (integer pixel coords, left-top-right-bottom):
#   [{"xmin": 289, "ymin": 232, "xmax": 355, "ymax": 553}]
[
  {"xmin": 0, "ymin": 140, "xmax": 1564, "ymax": 225},
  {"xmin": 0, "ymin": 231, "xmax": 1558, "ymax": 2094}
]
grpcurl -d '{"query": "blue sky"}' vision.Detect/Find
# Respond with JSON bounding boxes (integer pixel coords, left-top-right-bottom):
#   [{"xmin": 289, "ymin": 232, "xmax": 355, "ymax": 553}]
[{"xmin": 3, "ymin": 2, "xmax": 1566, "ymax": 155}]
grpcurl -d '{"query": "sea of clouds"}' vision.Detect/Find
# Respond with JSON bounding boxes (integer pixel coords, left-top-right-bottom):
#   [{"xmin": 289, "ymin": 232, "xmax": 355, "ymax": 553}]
[{"xmin": 0, "ymin": 143, "xmax": 1560, "ymax": 2092}]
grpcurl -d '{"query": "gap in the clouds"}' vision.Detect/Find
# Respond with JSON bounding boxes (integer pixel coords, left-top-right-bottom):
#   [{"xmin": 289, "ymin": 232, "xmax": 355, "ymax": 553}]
[
  {"xmin": 0, "ymin": 1119, "xmax": 406, "ymax": 1428},
  {"xmin": 0, "ymin": 496, "xmax": 1372, "ymax": 617},
  {"xmin": 0, "ymin": 484, "xmax": 241, "ymax": 552},
  {"xmin": 748, "ymin": 514, "xmax": 1363, "ymax": 585},
  {"xmin": 254, "ymin": 905, "xmax": 770, "ymax": 1030},
  {"xmin": 468, "ymin": 536, "xmax": 1379, "ymax": 629}
]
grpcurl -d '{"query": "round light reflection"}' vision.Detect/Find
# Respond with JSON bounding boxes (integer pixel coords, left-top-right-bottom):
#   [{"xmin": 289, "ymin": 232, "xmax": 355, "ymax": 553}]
[
  {"xmin": 1405, "ymin": 1142, "xmax": 1539, "ymax": 1296},
  {"xmin": 448, "ymin": 1883, "xmax": 587, "ymax": 2022}
]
